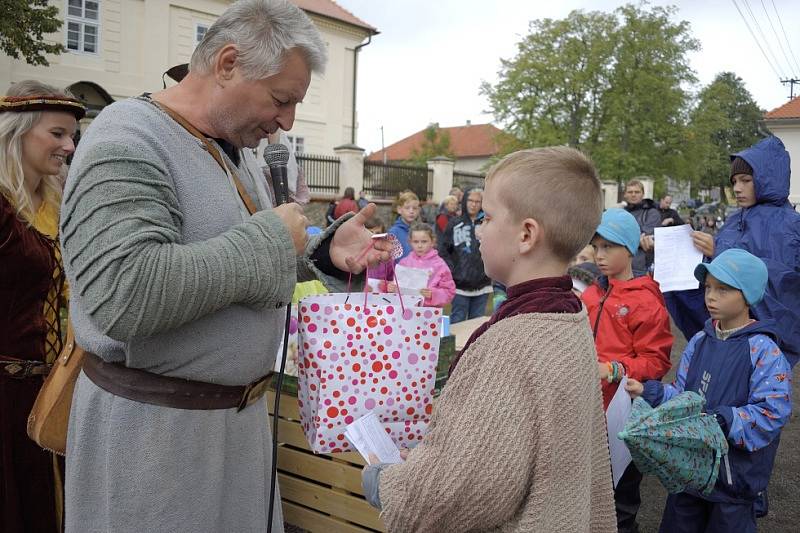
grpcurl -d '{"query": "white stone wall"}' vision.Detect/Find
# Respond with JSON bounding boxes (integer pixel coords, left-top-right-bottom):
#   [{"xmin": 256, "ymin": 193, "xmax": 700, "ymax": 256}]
[{"xmin": 765, "ymin": 124, "xmax": 800, "ymax": 210}]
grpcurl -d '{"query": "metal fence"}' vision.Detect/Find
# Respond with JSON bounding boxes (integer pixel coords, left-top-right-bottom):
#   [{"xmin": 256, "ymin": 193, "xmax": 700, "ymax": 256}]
[
  {"xmin": 363, "ymin": 161, "xmax": 433, "ymax": 200},
  {"xmin": 452, "ymin": 170, "xmax": 485, "ymax": 192},
  {"xmin": 296, "ymin": 153, "xmax": 339, "ymax": 194}
]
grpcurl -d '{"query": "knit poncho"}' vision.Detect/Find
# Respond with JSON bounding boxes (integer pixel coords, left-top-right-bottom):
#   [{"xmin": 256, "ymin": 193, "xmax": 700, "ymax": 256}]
[{"xmin": 379, "ymin": 311, "xmax": 617, "ymax": 532}]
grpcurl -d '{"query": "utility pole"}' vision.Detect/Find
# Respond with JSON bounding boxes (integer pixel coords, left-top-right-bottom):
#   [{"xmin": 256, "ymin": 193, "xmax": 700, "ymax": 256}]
[
  {"xmin": 781, "ymin": 78, "xmax": 800, "ymax": 99},
  {"xmin": 380, "ymin": 125, "xmax": 386, "ymax": 164}
]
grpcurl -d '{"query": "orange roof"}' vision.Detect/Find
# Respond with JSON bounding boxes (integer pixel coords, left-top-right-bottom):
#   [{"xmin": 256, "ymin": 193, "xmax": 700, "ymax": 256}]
[
  {"xmin": 765, "ymin": 96, "xmax": 800, "ymax": 120},
  {"xmin": 367, "ymin": 123, "xmax": 505, "ymax": 161},
  {"xmin": 292, "ymin": 0, "xmax": 377, "ymax": 33}
]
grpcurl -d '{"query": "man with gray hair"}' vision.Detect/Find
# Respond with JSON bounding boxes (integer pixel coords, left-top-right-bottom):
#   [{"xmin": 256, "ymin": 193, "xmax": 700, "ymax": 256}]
[{"xmin": 59, "ymin": 1, "xmax": 390, "ymax": 531}]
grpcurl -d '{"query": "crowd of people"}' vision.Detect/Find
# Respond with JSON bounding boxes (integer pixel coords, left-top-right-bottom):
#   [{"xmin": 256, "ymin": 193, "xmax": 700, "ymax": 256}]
[{"xmin": 2, "ymin": 1, "xmax": 800, "ymax": 532}]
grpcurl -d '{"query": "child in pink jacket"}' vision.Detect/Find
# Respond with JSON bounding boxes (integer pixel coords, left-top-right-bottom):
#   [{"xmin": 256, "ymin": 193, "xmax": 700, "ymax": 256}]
[{"xmin": 387, "ymin": 223, "xmax": 456, "ymax": 307}]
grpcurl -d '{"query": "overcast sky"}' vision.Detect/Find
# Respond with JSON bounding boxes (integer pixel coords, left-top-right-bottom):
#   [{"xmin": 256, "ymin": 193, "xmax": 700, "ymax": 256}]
[{"xmin": 335, "ymin": 0, "xmax": 800, "ymax": 154}]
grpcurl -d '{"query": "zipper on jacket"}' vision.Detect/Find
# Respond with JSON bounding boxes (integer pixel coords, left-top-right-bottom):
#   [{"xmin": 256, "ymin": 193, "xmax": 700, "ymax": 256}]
[
  {"xmin": 723, "ymin": 454, "xmax": 733, "ymax": 485},
  {"xmin": 592, "ymin": 285, "xmax": 613, "ymax": 339}
]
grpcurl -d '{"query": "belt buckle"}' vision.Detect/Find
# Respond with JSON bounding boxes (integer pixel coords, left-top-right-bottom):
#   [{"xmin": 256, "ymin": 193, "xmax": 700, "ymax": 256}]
[
  {"xmin": 3, "ymin": 362, "xmax": 30, "ymax": 379},
  {"xmin": 237, "ymin": 375, "xmax": 270, "ymax": 412}
]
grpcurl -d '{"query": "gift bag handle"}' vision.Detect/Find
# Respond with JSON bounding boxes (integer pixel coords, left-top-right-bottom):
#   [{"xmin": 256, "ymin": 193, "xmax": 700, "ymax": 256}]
[{"xmin": 346, "ymin": 241, "xmax": 406, "ymax": 313}]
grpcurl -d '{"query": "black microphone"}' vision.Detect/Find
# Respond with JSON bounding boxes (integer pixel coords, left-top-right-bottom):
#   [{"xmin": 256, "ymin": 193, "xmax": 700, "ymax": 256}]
[{"xmin": 263, "ymin": 143, "xmax": 290, "ymax": 206}]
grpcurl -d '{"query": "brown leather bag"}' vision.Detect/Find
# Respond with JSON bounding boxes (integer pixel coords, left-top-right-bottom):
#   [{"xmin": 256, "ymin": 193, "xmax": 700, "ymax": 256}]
[{"xmin": 27, "ymin": 321, "xmax": 85, "ymax": 455}]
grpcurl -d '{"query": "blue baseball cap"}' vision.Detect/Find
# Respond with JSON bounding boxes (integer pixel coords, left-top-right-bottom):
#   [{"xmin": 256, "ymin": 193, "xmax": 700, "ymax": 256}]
[
  {"xmin": 596, "ymin": 208, "xmax": 640, "ymax": 256},
  {"xmin": 693, "ymin": 249, "xmax": 768, "ymax": 305}
]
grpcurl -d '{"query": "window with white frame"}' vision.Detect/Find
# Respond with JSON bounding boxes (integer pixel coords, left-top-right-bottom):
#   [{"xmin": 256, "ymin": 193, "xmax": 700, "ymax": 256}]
[
  {"xmin": 195, "ymin": 23, "xmax": 209, "ymax": 47},
  {"xmin": 66, "ymin": 0, "xmax": 100, "ymax": 54},
  {"xmin": 286, "ymin": 135, "xmax": 304, "ymax": 154}
]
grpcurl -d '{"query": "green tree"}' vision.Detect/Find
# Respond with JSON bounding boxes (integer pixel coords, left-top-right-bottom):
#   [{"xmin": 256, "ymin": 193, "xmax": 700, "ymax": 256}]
[
  {"xmin": 0, "ymin": 0, "xmax": 65, "ymax": 66},
  {"xmin": 407, "ymin": 124, "xmax": 455, "ymax": 165},
  {"xmin": 594, "ymin": 4, "xmax": 699, "ymax": 182},
  {"xmin": 687, "ymin": 72, "xmax": 763, "ymax": 195},
  {"xmin": 481, "ymin": 9, "xmax": 617, "ymax": 150},
  {"xmin": 481, "ymin": 3, "xmax": 700, "ymax": 184}
]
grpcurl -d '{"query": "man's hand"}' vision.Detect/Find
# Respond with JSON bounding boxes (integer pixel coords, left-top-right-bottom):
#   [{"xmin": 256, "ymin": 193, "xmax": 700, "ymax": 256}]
[
  {"xmin": 624, "ymin": 378, "xmax": 644, "ymax": 398},
  {"xmin": 640, "ymin": 234, "xmax": 654, "ymax": 252},
  {"xmin": 330, "ymin": 204, "xmax": 393, "ymax": 273},
  {"xmin": 273, "ymin": 203, "xmax": 308, "ymax": 254},
  {"xmin": 420, "ymin": 288, "xmax": 432, "ymax": 298},
  {"xmin": 691, "ymin": 231, "xmax": 714, "ymax": 257},
  {"xmin": 662, "ymin": 218, "xmax": 674, "ymax": 226}
]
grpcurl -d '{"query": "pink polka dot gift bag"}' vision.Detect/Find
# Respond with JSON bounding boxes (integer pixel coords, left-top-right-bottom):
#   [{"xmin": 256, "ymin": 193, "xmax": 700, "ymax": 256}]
[{"xmin": 296, "ymin": 293, "xmax": 442, "ymax": 453}]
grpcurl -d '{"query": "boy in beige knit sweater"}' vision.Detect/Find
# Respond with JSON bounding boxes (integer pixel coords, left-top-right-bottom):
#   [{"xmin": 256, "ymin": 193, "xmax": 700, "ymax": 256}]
[{"xmin": 361, "ymin": 147, "xmax": 617, "ymax": 532}]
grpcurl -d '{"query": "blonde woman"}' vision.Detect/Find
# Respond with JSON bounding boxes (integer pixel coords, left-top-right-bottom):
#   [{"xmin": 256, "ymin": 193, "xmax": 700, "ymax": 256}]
[{"xmin": 0, "ymin": 80, "xmax": 84, "ymax": 532}]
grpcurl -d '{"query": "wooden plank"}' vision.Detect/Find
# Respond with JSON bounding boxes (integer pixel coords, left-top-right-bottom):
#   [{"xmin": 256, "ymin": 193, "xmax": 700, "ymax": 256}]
[
  {"xmin": 279, "ymin": 473, "xmax": 385, "ymax": 531},
  {"xmin": 277, "ymin": 447, "xmax": 364, "ymax": 495},
  {"xmin": 266, "ymin": 390, "xmax": 301, "ymax": 419},
  {"xmin": 282, "ymin": 501, "xmax": 377, "ymax": 533},
  {"xmin": 269, "ymin": 416, "xmax": 310, "ymax": 450},
  {"xmin": 332, "ymin": 451, "xmax": 367, "ymax": 466}
]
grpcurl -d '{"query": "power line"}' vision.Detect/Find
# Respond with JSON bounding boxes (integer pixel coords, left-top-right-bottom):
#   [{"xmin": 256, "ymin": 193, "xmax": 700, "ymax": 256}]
[
  {"xmin": 731, "ymin": 0, "xmax": 782, "ymax": 80},
  {"xmin": 770, "ymin": 0, "xmax": 800, "ymax": 76},
  {"xmin": 760, "ymin": 0, "xmax": 796, "ymax": 76},
  {"xmin": 740, "ymin": 0, "xmax": 786, "ymax": 78}
]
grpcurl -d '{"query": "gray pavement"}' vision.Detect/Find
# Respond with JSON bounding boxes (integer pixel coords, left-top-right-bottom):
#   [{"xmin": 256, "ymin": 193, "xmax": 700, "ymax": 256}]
[{"xmin": 636, "ymin": 322, "xmax": 799, "ymax": 532}]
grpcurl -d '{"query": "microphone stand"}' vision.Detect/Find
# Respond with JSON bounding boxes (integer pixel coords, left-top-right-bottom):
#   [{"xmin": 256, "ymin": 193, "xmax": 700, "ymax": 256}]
[{"xmin": 265, "ymin": 149, "xmax": 291, "ymax": 533}]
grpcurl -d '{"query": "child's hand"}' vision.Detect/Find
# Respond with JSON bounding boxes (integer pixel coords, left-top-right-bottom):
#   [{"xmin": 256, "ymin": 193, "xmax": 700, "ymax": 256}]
[
  {"xmin": 692, "ymin": 231, "xmax": 715, "ymax": 257},
  {"xmin": 419, "ymin": 288, "xmax": 432, "ymax": 298},
  {"xmin": 597, "ymin": 362, "xmax": 610, "ymax": 380},
  {"xmin": 625, "ymin": 378, "xmax": 644, "ymax": 398},
  {"xmin": 386, "ymin": 282, "xmax": 398, "ymax": 293}
]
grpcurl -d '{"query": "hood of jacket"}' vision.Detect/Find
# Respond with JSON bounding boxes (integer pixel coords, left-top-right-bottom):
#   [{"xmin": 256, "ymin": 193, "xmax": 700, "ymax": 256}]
[
  {"xmin": 732, "ymin": 136, "xmax": 791, "ymax": 207},
  {"xmin": 596, "ymin": 273, "xmax": 663, "ymax": 300},
  {"xmin": 625, "ymin": 198, "xmax": 659, "ymax": 212},
  {"xmin": 701, "ymin": 317, "xmax": 779, "ymax": 342}
]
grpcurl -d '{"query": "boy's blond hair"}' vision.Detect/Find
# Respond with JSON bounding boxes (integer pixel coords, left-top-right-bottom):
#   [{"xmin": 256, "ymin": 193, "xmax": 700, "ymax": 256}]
[
  {"xmin": 396, "ymin": 190, "xmax": 419, "ymax": 208},
  {"xmin": 485, "ymin": 147, "xmax": 603, "ymax": 262}
]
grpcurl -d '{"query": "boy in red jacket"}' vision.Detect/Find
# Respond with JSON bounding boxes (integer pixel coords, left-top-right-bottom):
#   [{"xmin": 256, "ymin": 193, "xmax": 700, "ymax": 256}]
[{"xmin": 581, "ymin": 207, "xmax": 673, "ymax": 533}]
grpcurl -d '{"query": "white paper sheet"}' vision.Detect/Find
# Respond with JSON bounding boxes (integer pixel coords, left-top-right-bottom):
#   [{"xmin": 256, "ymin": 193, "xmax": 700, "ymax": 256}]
[
  {"xmin": 653, "ymin": 225, "xmax": 703, "ymax": 292},
  {"xmin": 344, "ymin": 411, "xmax": 403, "ymax": 464},
  {"xmin": 394, "ymin": 265, "xmax": 431, "ymax": 295},
  {"xmin": 606, "ymin": 376, "xmax": 632, "ymax": 488}
]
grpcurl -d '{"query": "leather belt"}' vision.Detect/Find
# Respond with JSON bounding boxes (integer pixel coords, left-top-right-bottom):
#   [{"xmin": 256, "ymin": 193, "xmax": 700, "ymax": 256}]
[
  {"xmin": 0, "ymin": 357, "xmax": 51, "ymax": 379},
  {"xmin": 81, "ymin": 352, "xmax": 272, "ymax": 411}
]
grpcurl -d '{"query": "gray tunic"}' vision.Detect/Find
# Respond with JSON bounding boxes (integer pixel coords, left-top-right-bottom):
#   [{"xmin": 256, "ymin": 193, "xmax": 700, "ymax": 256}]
[{"xmin": 60, "ymin": 97, "xmax": 347, "ymax": 532}]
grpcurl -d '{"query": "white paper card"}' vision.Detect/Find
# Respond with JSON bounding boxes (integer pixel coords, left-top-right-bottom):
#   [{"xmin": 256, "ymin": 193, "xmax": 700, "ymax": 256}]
[
  {"xmin": 654, "ymin": 225, "xmax": 703, "ymax": 292},
  {"xmin": 606, "ymin": 376, "xmax": 633, "ymax": 488},
  {"xmin": 344, "ymin": 412, "xmax": 403, "ymax": 464},
  {"xmin": 394, "ymin": 265, "xmax": 431, "ymax": 295}
]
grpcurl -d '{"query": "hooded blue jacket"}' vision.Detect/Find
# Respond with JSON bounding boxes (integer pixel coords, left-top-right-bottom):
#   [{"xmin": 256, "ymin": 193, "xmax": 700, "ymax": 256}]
[
  {"xmin": 643, "ymin": 319, "xmax": 792, "ymax": 503},
  {"xmin": 388, "ymin": 217, "xmax": 412, "ymax": 260},
  {"xmin": 666, "ymin": 136, "xmax": 800, "ymax": 366}
]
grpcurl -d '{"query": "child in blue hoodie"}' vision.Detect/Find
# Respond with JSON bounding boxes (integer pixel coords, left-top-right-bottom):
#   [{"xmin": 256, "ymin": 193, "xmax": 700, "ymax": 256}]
[
  {"xmin": 626, "ymin": 249, "xmax": 792, "ymax": 533},
  {"xmin": 666, "ymin": 137, "xmax": 800, "ymax": 369},
  {"xmin": 388, "ymin": 190, "xmax": 420, "ymax": 260}
]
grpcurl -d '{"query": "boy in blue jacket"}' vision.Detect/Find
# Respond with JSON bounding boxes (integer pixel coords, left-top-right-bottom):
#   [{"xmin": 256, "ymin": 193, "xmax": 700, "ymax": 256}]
[
  {"xmin": 667, "ymin": 136, "xmax": 800, "ymax": 368},
  {"xmin": 626, "ymin": 248, "xmax": 792, "ymax": 533}
]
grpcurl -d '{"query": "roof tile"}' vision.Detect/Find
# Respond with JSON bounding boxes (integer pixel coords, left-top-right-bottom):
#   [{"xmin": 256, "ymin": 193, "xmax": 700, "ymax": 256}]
[
  {"xmin": 292, "ymin": 0, "xmax": 377, "ymax": 33},
  {"xmin": 765, "ymin": 96, "xmax": 800, "ymax": 120},
  {"xmin": 367, "ymin": 123, "xmax": 505, "ymax": 161}
]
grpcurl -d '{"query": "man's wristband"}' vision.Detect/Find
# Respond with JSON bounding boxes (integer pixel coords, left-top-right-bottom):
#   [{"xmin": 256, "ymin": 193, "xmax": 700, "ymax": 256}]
[{"xmin": 310, "ymin": 236, "xmax": 350, "ymax": 281}]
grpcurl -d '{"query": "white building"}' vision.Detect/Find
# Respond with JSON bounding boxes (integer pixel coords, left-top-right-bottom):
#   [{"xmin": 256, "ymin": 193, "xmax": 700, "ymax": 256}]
[
  {"xmin": 0, "ymin": 0, "xmax": 377, "ymax": 155},
  {"xmin": 763, "ymin": 96, "xmax": 800, "ymax": 209}
]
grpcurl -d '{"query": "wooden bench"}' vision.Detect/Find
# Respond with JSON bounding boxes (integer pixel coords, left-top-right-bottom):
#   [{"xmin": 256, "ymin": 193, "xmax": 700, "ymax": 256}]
[{"xmin": 269, "ymin": 334, "xmax": 456, "ymax": 532}]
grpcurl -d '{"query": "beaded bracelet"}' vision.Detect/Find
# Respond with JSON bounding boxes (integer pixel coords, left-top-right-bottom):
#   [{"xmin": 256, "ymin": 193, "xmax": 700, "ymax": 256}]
[{"xmin": 605, "ymin": 362, "xmax": 614, "ymax": 383}]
